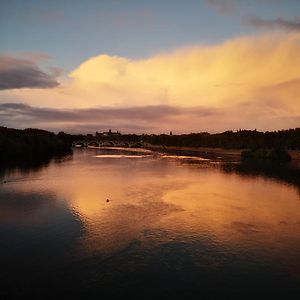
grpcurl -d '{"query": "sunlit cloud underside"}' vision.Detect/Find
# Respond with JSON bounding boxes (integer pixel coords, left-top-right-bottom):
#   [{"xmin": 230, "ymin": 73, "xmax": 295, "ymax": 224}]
[{"xmin": 1, "ymin": 33, "xmax": 300, "ymax": 133}]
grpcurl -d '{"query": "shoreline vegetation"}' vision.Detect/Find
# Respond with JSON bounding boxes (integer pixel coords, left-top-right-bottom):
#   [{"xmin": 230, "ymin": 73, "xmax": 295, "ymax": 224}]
[
  {"xmin": 241, "ymin": 148, "xmax": 292, "ymax": 162},
  {"xmin": 146, "ymin": 145, "xmax": 243, "ymax": 160},
  {"xmin": 73, "ymin": 128, "xmax": 300, "ymax": 161},
  {"xmin": 0, "ymin": 127, "xmax": 73, "ymax": 167},
  {"xmin": 1, "ymin": 127, "xmax": 299, "ymax": 165},
  {"xmin": 146, "ymin": 145, "xmax": 297, "ymax": 162}
]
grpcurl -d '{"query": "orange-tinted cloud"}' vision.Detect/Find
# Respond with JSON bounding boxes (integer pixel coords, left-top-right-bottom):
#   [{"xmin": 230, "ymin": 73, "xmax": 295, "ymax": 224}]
[
  {"xmin": 1, "ymin": 33, "xmax": 300, "ymax": 132},
  {"xmin": 67, "ymin": 32, "xmax": 300, "ymax": 110}
]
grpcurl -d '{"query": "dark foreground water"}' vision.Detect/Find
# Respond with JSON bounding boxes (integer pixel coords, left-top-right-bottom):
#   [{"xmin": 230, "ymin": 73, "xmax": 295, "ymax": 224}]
[{"xmin": 0, "ymin": 148, "xmax": 300, "ymax": 299}]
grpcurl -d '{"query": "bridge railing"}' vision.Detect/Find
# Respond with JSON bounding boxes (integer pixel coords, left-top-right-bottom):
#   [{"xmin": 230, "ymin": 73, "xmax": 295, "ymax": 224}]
[{"xmin": 72, "ymin": 140, "xmax": 145, "ymax": 148}]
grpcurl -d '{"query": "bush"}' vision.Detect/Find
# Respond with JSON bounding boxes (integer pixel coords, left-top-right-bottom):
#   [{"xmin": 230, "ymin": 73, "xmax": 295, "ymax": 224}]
[{"xmin": 0, "ymin": 127, "xmax": 73, "ymax": 164}]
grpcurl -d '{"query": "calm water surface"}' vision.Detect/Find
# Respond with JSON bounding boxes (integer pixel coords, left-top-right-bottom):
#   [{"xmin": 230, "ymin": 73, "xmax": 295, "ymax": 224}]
[{"xmin": 1, "ymin": 148, "xmax": 300, "ymax": 299}]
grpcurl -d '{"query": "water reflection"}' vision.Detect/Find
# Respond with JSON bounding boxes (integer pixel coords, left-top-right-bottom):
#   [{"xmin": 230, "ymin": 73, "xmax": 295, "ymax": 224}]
[
  {"xmin": 0, "ymin": 190, "xmax": 83, "ymax": 298},
  {"xmin": 222, "ymin": 160, "xmax": 300, "ymax": 195},
  {"xmin": 0, "ymin": 154, "xmax": 73, "ymax": 182},
  {"xmin": 0, "ymin": 148, "xmax": 299, "ymax": 298}
]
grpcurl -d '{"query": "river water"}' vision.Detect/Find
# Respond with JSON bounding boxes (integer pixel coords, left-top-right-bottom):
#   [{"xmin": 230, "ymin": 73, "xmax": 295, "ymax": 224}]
[{"xmin": 0, "ymin": 148, "xmax": 300, "ymax": 299}]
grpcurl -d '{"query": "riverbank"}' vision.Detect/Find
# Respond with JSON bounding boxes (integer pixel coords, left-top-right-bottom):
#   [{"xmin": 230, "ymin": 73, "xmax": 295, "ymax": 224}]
[
  {"xmin": 146, "ymin": 145, "xmax": 300, "ymax": 161},
  {"xmin": 146, "ymin": 145, "xmax": 243, "ymax": 159},
  {"xmin": 0, "ymin": 127, "xmax": 73, "ymax": 164}
]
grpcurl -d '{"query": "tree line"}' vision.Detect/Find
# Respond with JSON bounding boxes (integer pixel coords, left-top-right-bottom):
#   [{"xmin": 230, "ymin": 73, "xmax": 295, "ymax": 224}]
[
  {"xmin": 140, "ymin": 129, "xmax": 300, "ymax": 149},
  {"xmin": 0, "ymin": 127, "xmax": 73, "ymax": 165},
  {"xmin": 72, "ymin": 128, "xmax": 300, "ymax": 149},
  {"xmin": 1, "ymin": 127, "xmax": 299, "ymax": 164}
]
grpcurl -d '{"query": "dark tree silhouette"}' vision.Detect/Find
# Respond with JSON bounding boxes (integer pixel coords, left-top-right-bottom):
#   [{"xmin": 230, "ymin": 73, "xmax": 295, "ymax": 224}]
[{"xmin": 0, "ymin": 127, "xmax": 73, "ymax": 165}]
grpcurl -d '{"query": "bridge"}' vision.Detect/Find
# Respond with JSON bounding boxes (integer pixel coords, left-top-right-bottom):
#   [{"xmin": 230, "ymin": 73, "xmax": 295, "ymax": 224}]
[{"xmin": 72, "ymin": 139, "xmax": 145, "ymax": 148}]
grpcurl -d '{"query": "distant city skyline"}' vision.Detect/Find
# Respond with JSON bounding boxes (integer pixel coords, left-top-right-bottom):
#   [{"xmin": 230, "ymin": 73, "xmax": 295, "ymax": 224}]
[{"xmin": 1, "ymin": 0, "xmax": 300, "ymax": 133}]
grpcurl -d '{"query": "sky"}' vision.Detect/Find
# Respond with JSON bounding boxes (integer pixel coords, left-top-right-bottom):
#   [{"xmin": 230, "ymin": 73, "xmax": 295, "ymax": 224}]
[{"xmin": 1, "ymin": 0, "xmax": 300, "ymax": 134}]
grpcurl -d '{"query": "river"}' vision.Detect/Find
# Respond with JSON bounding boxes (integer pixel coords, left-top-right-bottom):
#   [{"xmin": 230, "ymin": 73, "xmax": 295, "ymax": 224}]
[{"xmin": 0, "ymin": 148, "xmax": 300, "ymax": 299}]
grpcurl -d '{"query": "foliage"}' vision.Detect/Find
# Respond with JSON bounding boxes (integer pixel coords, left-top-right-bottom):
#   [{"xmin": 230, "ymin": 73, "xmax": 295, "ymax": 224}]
[
  {"xmin": 141, "ymin": 129, "xmax": 300, "ymax": 149},
  {"xmin": 0, "ymin": 127, "xmax": 73, "ymax": 164},
  {"xmin": 241, "ymin": 148, "xmax": 291, "ymax": 161}
]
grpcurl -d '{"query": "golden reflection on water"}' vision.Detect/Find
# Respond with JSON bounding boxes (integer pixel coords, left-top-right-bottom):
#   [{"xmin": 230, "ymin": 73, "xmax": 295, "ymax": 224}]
[{"xmin": 1, "ymin": 149, "xmax": 300, "ymax": 278}]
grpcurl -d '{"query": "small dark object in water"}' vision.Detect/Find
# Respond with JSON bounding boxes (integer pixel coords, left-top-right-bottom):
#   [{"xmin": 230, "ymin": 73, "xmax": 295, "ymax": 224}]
[
  {"xmin": 106, "ymin": 198, "xmax": 109, "ymax": 202},
  {"xmin": 3, "ymin": 180, "xmax": 7, "ymax": 184}
]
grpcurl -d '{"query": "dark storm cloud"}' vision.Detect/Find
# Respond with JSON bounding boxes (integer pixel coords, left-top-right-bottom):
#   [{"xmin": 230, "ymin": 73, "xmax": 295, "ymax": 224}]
[
  {"xmin": 0, "ymin": 56, "xmax": 59, "ymax": 90},
  {"xmin": 0, "ymin": 103, "xmax": 219, "ymax": 133},
  {"xmin": 0, "ymin": 103, "xmax": 217, "ymax": 122},
  {"xmin": 245, "ymin": 15, "xmax": 300, "ymax": 31},
  {"xmin": 0, "ymin": 102, "xmax": 298, "ymax": 133}
]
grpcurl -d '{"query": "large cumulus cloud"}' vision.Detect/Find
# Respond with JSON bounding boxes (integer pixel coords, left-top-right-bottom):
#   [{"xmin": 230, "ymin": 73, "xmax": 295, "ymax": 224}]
[{"xmin": 1, "ymin": 33, "xmax": 300, "ymax": 132}]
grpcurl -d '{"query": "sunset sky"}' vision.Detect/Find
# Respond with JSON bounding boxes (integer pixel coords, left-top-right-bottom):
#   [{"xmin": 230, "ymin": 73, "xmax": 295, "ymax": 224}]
[{"xmin": 1, "ymin": 0, "xmax": 300, "ymax": 133}]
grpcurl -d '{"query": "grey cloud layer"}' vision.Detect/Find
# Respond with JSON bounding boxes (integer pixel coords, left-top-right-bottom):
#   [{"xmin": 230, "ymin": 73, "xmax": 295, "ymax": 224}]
[
  {"xmin": 1, "ymin": 102, "xmax": 297, "ymax": 134},
  {"xmin": 206, "ymin": 2, "xmax": 300, "ymax": 31},
  {"xmin": 0, "ymin": 56, "xmax": 59, "ymax": 90},
  {"xmin": 0, "ymin": 103, "xmax": 218, "ymax": 133},
  {"xmin": 245, "ymin": 15, "xmax": 300, "ymax": 31}
]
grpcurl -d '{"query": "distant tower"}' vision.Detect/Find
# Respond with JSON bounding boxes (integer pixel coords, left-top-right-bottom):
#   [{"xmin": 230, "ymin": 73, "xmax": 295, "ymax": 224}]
[
  {"xmin": 109, "ymin": 129, "xmax": 112, "ymax": 134},
  {"xmin": 170, "ymin": 131, "xmax": 173, "ymax": 136}
]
